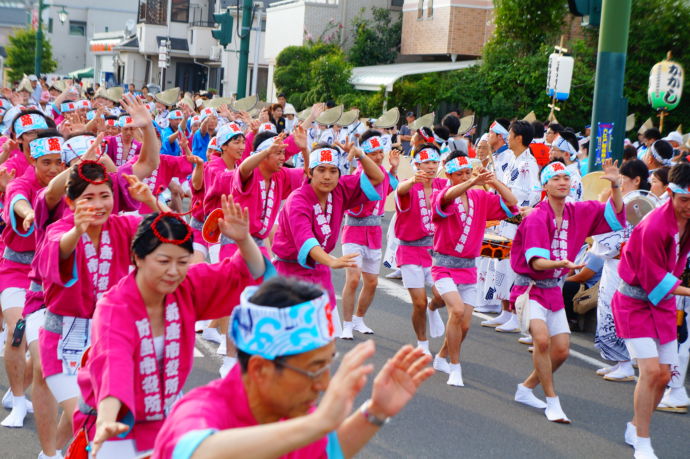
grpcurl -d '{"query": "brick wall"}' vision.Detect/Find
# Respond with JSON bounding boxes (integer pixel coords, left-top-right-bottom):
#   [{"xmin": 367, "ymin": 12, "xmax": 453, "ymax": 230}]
[{"xmin": 401, "ymin": 5, "xmax": 494, "ymax": 57}]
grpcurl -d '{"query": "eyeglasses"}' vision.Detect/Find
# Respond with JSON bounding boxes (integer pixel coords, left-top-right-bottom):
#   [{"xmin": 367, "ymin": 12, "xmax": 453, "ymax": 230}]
[{"xmin": 274, "ymin": 352, "xmax": 340, "ymax": 381}]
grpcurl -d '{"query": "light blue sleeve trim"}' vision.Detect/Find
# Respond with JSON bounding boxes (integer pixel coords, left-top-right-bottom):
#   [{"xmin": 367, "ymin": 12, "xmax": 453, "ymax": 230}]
[
  {"xmin": 261, "ymin": 256, "xmax": 277, "ymax": 280},
  {"xmin": 388, "ymin": 172, "xmax": 399, "ymax": 190},
  {"xmin": 63, "ymin": 255, "xmax": 79, "ymax": 287},
  {"xmin": 326, "ymin": 431, "xmax": 345, "ymax": 459},
  {"xmin": 359, "ymin": 172, "xmax": 382, "ymax": 201},
  {"xmin": 435, "ymin": 204, "xmax": 448, "ymax": 218},
  {"xmin": 525, "ymin": 247, "xmax": 550, "ymax": 264},
  {"xmin": 604, "ymin": 200, "xmax": 624, "ymax": 232},
  {"xmin": 9, "ymin": 194, "xmax": 34, "ymax": 237},
  {"xmin": 116, "ymin": 411, "xmax": 135, "ymax": 438},
  {"xmin": 649, "ymin": 273, "xmax": 678, "ymax": 306},
  {"xmin": 172, "ymin": 428, "xmax": 218, "ymax": 459},
  {"xmin": 298, "ymin": 238, "xmax": 320, "ymax": 269},
  {"xmin": 500, "ymin": 198, "xmax": 516, "ymax": 218}
]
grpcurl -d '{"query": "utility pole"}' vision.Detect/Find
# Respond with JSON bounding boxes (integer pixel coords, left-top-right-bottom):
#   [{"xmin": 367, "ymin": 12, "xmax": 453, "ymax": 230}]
[
  {"xmin": 587, "ymin": 0, "xmax": 632, "ymax": 171},
  {"xmin": 34, "ymin": 0, "xmax": 45, "ymax": 75},
  {"xmin": 236, "ymin": 0, "xmax": 253, "ymax": 98}
]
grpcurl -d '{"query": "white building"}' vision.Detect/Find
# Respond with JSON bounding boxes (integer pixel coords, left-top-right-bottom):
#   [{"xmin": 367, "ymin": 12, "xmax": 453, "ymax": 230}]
[
  {"xmin": 263, "ymin": 0, "xmax": 403, "ymax": 102},
  {"xmin": 40, "ymin": 0, "xmax": 139, "ymax": 75}
]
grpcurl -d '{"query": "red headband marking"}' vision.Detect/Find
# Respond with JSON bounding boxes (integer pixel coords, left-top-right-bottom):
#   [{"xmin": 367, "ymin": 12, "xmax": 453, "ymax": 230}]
[{"xmin": 417, "ymin": 128, "xmax": 433, "ymax": 143}]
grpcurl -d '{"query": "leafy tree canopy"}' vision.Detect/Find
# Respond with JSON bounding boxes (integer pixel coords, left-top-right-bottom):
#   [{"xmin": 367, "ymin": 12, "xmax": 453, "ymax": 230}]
[{"xmin": 6, "ymin": 28, "xmax": 57, "ymax": 81}]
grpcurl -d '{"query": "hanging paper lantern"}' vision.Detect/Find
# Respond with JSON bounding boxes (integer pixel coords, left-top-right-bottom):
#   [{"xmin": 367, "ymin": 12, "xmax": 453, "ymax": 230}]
[{"xmin": 648, "ymin": 56, "xmax": 684, "ymax": 111}]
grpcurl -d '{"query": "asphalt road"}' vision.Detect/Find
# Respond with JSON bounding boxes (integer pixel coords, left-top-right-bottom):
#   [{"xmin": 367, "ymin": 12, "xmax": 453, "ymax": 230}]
[{"xmin": 1, "ymin": 215, "xmax": 689, "ymax": 458}]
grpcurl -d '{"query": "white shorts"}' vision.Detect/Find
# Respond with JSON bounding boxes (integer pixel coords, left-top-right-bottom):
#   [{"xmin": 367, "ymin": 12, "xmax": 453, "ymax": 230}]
[
  {"xmin": 401, "ymin": 265, "xmax": 434, "ymax": 289},
  {"xmin": 625, "ymin": 338, "xmax": 679, "ymax": 365},
  {"xmin": 1, "ymin": 287, "xmax": 26, "ymax": 312},
  {"xmin": 434, "ymin": 277, "xmax": 478, "ymax": 306},
  {"xmin": 95, "ymin": 439, "xmax": 139, "ymax": 459},
  {"xmin": 45, "ymin": 373, "xmax": 79, "ymax": 403},
  {"xmin": 529, "ymin": 300, "xmax": 571, "ymax": 337},
  {"xmin": 342, "ymin": 243, "xmax": 382, "ymax": 275},
  {"xmin": 25, "ymin": 308, "xmax": 46, "ymax": 345}
]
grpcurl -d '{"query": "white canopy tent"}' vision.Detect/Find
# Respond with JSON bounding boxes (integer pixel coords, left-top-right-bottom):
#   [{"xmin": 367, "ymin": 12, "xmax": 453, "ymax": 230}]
[{"xmin": 349, "ymin": 60, "xmax": 480, "ymax": 92}]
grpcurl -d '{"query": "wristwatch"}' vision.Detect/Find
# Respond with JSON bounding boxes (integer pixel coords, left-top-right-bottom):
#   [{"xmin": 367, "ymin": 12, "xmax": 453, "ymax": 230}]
[{"xmin": 360, "ymin": 400, "xmax": 390, "ymax": 427}]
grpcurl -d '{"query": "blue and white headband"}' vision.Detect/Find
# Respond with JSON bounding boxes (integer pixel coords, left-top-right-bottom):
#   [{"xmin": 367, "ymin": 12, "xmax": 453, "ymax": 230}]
[
  {"xmin": 669, "ymin": 183, "xmax": 690, "ymax": 194},
  {"xmin": 60, "ymin": 101, "xmax": 78, "ymax": 113},
  {"xmin": 360, "ymin": 136, "xmax": 384, "ymax": 154},
  {"xmin": 309, "ymin": 147, "xmax": 340, "ymax": 169},
  {"xmin": 217, "ymin": 122, "xmax": 244, "ymax": 147},
  {"xmin": 14, "ymin": 113, "xmax": 48, "ymax": 137},
  {"xmin": 414, "ymin": 147, "xmax": 441, "ymax": 164},
  {"xmin": 649, "ymin": 141, "xmax": 673, "ymax": 167},
  {"xmin": 252, "ymin": 136, "xmax": 276, "ymax": 156},
  {"xmin": 444, "ymin": 156, "xmax": 472, "ymax": 174},
  {"xmin": 552, "ymin": 136, "xmax": 578, "ymax": 161},
  {"xmin": 258, "ymin": 122, "xmax": 277, "ymax": 134},
  {"xmin": 540, "ymin": 161, "xmax": 571, "ymax": 185},
  {"xmin": 118, "ymin": 115, "xmax": 134, "ymax": 127},
  {"xmin": 200, "ymin": 107, "xmax": 217, "ymax": 121},
  {"xmin": 490, "ymin": 121, "xmax": 509, "ymax": 142},
  {"xmin": 77, "ymin": 100, "xmax": 91, "ymax": 110},
  {"xmin": 29, "ymin": 136, "xmax": 63, "ymax": 159},
  {"xmin": 63, "ymin": 135, "xmax": 96, "ymax": 164},
  {"xmin": 168, "ymin": 109, "xmax": 183, "ymax": 120},
  {"xmin": 230, "ymin": 285, "xmax": 334, "ymax": 360}
]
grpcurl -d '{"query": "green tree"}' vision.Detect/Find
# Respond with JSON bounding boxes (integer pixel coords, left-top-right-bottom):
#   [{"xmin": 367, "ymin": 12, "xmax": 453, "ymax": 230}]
[
  {"xmin": 303, "ymin": 52, "xmax": 354, "ymax": 105},
  {"xmin": 6, "ymin": 27, "xmax": 57, "ymax": 81},
  {"xmin": 348, "ymin": 7, "xmax": 402, "ymax": 67},
  {"xmin": 625, "ymin": 0, "xmax": 690, "ymax": 131}
]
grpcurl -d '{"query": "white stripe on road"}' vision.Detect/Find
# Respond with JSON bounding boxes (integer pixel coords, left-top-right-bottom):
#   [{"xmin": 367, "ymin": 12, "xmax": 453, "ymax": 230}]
[{"xmin": 375, "ymin": 276, "xmax": 608, "ymax": 369}]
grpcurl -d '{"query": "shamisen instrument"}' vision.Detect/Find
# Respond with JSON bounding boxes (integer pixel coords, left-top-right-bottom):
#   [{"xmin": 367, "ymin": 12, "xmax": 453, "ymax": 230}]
[{"xmin": 623, "ymin": 189, "xmax": 660, "ymax": 227}]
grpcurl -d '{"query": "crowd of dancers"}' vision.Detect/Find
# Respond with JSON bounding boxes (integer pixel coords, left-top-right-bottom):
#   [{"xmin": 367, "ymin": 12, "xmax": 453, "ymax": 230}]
[{"xmin": 0, "ymin": 75, "xmax": 687, "ymax": 459}]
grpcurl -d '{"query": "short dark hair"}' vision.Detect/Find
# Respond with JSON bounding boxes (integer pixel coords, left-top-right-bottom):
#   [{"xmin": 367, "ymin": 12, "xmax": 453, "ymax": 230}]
[
  {"xmin": 131, "ymin": 213, "xmax": 194, "ymax": 261},
  {"xmin": 652, "ymin": 166, "xmax": 670, "ymax": 186},
  {"xmin": 669, "ymin": 162, "xmax": 690, "ymax": 190},
  {"xmin": 360, "ymin": 129, "xmax": 382, "ymax": 144},
  {"xmin": 495, "ymin": 118, "xmax": 510, "ymax": 131},
  {"xmin": 509, "ymin": 120, "xmax": 534, "ymax": 147},
  {"xmin": 444, "ymin": 149, "xmax": 468, "ymax": 164},
  {"xmin": 433, "ymin": 125, "xmax": 450, "ymax": 142},
  {"xmin": 558, "ymin": 130, "xmax": 578, "ymax": 153},
  {"xmin": 253, "ymin": 131, "xmax": 277, "ymax": 151},
  {"xmin": 532, "ymin": 121, "xmax": 545, "ymax": 139},
  {"xmin": 237, "ymin": 277, "xmax": 325, "ymax": 372},
  {"xmin": 547, "ymin": 123, "xmax": 563, "ymax": 134},
  {"xmin": 643, "ymin": 128, "xmax": 662, "ymax": 141},
  {"xmin": 441, "ymin": 114, "xmax": 460, "ymax": 136},
  {"xmin": 620, "ymin": 159, "xmax": 650, "ymax": 191},
  {"xmin": 623, "ymin": 144, "xmax": 638, "ymax": 161},
  {"xmin": 651, "ymin": 140, "xmax": 674, "ymax": 162},
  {"xmin": 66, "ymin": 161, "xmax": 113, "ymax": 201}
]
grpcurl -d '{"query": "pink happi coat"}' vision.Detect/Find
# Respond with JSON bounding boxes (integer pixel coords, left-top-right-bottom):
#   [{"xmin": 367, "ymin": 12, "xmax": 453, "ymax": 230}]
[
  {"xmin": 104, "ymin": 135, "xmax": 142, "ymax": 167},
  {"xmin": 394, "ymin": 178, "xmax": 447, "ymax": 268},
  {"xmin": 1, "ymin": 147, "xmax": 30, "ymax": 179},
  {"xmin": 272, "ymin": 174, "xmax": 381, "ymax": 304},
  {"xmin": 612, "ymin": 200, "xmax": 690, "ymax": 344},
  {"xmin": 36, "ymin": 214, "xmax": 141, "ymax": 377},
  {"xmin": 216, "ymin": 166, "xmax": 305, "ymax": 260},
  {"xmin": 510, "ymin": 199, "xmax": 626, "ymax": 312},
  {"xmin": 152, "ymin": 366, "xmax": 337, "ymax": 459},
  {"xmin": 431, "ymin": 187, "xmax": 517, "ymax": 284},
  {"xmin": 75, "ymin": 255, "xmax": 265, "ymax": 452},
  {"xmin": 0, "ymin": 167, "xmax": 44, "ymax": 291},
  {"xmin": 127, "ymin": 154, "xmax": 193, "ymax": 214},
  {"xmin": 341, "ymin": 166, "xmax": 397, "ymax": 250},
  {"xmin": 23, "ymin": 167, "xmax": 139, "ymax": 318}
]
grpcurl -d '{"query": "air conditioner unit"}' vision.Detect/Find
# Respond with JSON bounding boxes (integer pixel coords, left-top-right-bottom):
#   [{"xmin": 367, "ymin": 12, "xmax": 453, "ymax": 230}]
[{"xmin": 210, "ymin": 45, "xmax": 222, "ymax": 61}]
